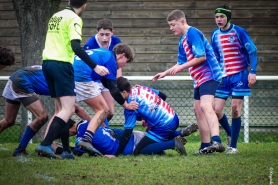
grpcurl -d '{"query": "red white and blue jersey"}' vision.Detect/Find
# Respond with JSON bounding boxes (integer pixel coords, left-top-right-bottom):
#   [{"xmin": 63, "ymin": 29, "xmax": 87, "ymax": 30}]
[
  {"xmin": 73, "ymin": 48, "xmax": 117, "ymax": 82},
  {"xmin": 211, "ymin": 24, "xmax": 258, "ymax": 77},
  {"xmin": 9, "ymin": 65, "xmax": 50, "ymax": 95},
  {"xmin": 74, "ymin": 120, "xmax": 135, "ymax": 155},
  {"xmin": 83, "ymin": 35, "xmax": 122, "ymax": 51},
  {"xmin": 124, "ymin": 86, "xmax": 175, "ymax": 130},
  {"xmin": 178, "ymin": 27, "xmax": 222, "ymax": 88}
]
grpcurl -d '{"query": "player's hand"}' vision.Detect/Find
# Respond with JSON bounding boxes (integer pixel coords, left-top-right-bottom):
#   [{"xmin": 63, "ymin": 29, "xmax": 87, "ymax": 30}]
[
  {"xmin": 169, "ymin": 65, "xmax": 183, "ymax": 75},
  {"xmin": 152, "ymin": 72, "xmax": 166, "ymax": 82},
  {"xmin": 248, "ymin": 73, "xmax": 256, "ymax": 87},
  {"xmin": 94, "ymin": 65, "xmax": 109, "ymax": 76},
  {"xmin": 124, "ymin": 101, "xmax": 139, "ymax": 110},
  {"xmin": 104, "ymin": 154, "xmax": 116, "ymax": 158}
]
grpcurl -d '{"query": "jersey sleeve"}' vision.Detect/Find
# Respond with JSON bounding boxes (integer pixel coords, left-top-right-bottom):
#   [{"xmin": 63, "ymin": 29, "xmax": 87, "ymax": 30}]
[
  {"xmin": 187, "ymin": 28, "xmax": 206, "ymax": 58},
  {"xmin": 210, "ymin": 29, "xmax": 220, "ymax": 62},
  {"xmin": 123, "ymin": 109, "xmax": 137, "ymax": 129},
  {"xmin": 177, "ymin": 41, "xmax": 188, "ymax": 65},
  {"xmin": 83, "ymin": 36, "xmax": 95, "ymax": 50},
  {"xmin": 69, "ymin": 16, "xmax": 83, "ymax": 42},
  {"xmin": 235, "ymin": 26, "xmax": 258, "ymax": 74}
]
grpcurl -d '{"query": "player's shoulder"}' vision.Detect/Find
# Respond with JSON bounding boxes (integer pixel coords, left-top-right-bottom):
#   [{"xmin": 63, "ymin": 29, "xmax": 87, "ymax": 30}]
[{"xmin": 111, "ymin": 35, "xmax": 122, "ymax": 42}]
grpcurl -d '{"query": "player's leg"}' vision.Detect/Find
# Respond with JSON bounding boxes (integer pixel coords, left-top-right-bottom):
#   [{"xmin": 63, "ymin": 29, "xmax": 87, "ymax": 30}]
[
  {"xmin": 214, "ymin": 97, "xmax": 231, "ymax": 148},
  {"xmin": 0, "ymin": 99, "xmax": 20, "ymax": 133},
  {"xmin": 198, "ymin": 80, "xmax": 225, "ymax": 153},
  {"xmin": 193, "ymin": 88, "xmax": 211, "ymax": 154},
  {"xmin": 227, "ymin": 98, "xmax": 243, "ymax": 154},
  {"xmin": 215, "ymin": 76, "xmax": 232, "ymax": 148},
  {"xmin": 0, "ymin": 80, "xmax": 21, "ymax": 133},
  {"xmin": 13, "ymin": 97, "xmax": 48, "ymax": 156},
  {"xmin": 227, "ymin": 68, "xmax": 250, "ymax": 154},
  {"xmin": 37, "ymin": 61, "xmax": 75, "ymax": 159},
  {"xmin": 98, "ymin": 81, "xmax": 115, "ymax": 122},
  {"xmin": 78, "ymin": 95, "xmax": 109, "ymax": 155}
]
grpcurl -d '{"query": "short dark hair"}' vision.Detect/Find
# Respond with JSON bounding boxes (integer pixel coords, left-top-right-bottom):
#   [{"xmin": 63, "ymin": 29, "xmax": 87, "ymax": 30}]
[
  {"xmin": 0, "ymin": 46, "xmax": 15, "ymax": 66},
  {"xmin": 167, "ymin": 9, "xmax": 185, "ymax": 22},
  {"xmin": 117, "ymin": 76, "xmax": 131, "ymax": 92},
  {"xmin": 113, "ymin": 43, "xmax": 135, "ymax": 63},
  {"xmin": 70, "ymin": 0, "xmax": 87, "ymax": 8},
  {"xmin": 97, "ymin": 18, "xmax": 114, "ymax": 31}
]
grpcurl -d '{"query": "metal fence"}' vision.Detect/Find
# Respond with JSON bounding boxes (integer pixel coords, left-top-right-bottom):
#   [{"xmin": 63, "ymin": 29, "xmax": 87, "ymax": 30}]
[{"xmin": 0, "ymin": 76, "xmax": 277, "ymax": 144}]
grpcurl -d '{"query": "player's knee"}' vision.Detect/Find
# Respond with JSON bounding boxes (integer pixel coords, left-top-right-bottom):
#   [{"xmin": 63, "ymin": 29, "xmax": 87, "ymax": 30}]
[
  {"xmin": 2, "ymin": 118, "xmax": 16, "ymax": 128},
  {"xmin": 200, "ymin": 103, "xmax": 212, "ymax": 113},
  {"xmin": 231, "ymin": 105, "xmax": 239, "ymax": 117},
  {"xmin": 33, "ymin": 114, "xmax": 49, "ymax": 130}
]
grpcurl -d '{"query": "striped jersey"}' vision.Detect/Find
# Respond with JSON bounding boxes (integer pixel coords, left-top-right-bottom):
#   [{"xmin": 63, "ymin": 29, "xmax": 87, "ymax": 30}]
[
  {"xmin": 124, "ymin": 86, "xmax": 175, "ymax": 130},
  {"xmin": 211, "ymin": 24, "xmax": 258, "ymax": 77},
  {"xmin": 178, "ymin": 26, "xmax": 222, "ymax": 88}
]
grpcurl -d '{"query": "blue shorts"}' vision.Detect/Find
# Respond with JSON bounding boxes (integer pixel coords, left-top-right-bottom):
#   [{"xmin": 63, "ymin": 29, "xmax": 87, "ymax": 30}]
[
  {"xmin": 146, "ymin": 114, "xmax": 179, "ymax": 142},
  {"xmin": 194, "ymin": 80, "xmax": 219, "ymax": 100},
  {"xmin": 42, "ymin": 60, "xmax": 75, "ymax": 98},
  {"xmin": 215, "ymin": 68, "xmax": 250, "ymax": 100}
]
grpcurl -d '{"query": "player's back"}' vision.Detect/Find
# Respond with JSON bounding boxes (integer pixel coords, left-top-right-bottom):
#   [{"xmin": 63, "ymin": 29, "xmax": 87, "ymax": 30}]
[
  {"xmin": 129, "ymin": 86, "xmax": 175, "ymax": 127},
  {"xmin": 10, "ymin": 65, "xmax": 49, "ymax": 95},
  {"xmin": 73, "ymin": 48, "xmax": 117, "ymax": 82}
]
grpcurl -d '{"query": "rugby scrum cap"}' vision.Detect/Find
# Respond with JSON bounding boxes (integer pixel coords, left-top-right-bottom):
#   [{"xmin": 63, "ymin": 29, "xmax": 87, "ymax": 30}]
[{"xmin": 215, "ymin": 4, "xmax": 232, "ymax": 27}]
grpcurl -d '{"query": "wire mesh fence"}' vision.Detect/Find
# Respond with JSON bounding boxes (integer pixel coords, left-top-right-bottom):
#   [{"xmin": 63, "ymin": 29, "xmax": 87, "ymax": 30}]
[{"xmin": 0, "ymin": 79, "xmax": 277, "ymax": 144}]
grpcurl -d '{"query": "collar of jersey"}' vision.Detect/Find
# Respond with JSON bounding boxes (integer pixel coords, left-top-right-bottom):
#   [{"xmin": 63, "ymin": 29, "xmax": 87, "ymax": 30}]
[{"xmin": 65, "ymin": 6, "xmax": 76, "ymax": 13}]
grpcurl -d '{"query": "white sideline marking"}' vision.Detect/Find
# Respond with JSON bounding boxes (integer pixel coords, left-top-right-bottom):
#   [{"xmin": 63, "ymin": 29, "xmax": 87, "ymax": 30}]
[{"xmin": 0, "ymin": 147, "xmax": 9, "ymax": 151}]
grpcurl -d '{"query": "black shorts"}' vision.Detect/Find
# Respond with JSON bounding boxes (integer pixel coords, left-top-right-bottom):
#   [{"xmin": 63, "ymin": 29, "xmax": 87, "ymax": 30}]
[
  {"xmin": 194, "ymin": 80, "xmax": 220, "ymax": 100},
  {"xmin": 42, "ymin": 60, "xmax": 75, "ymax": 98}
]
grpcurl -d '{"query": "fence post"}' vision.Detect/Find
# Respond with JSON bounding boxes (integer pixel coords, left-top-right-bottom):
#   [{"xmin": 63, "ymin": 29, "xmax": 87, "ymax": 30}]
[{"xmin": 244, "ymin": 96, "xmax": 249, "ymax": 143}]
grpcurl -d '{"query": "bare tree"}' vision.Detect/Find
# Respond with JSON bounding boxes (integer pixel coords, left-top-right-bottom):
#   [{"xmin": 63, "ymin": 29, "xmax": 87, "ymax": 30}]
[{"xmin": 12, "ymin": 0, "xmax": 61, "ymax": 141}]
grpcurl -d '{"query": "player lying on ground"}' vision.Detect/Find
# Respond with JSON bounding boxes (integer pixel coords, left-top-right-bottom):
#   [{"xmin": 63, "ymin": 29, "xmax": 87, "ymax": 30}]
[
  {"xmin": 93, "ymin": 77, "xmax": 199, "ymax": 157},
  {"xmin": 51, "ymin": 120, "xmax": 198, "ymax": 157}
]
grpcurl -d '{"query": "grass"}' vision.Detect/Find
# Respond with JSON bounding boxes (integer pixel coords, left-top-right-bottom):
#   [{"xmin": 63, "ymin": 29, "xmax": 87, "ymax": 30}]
[{"xmin": 0, "ymin": 142, "xmax": 277, "ymax": 185}]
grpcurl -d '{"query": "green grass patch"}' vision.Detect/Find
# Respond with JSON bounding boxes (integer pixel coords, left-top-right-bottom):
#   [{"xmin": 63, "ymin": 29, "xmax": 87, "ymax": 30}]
[{"xmin": 0, "ymin": 142, "xmax": 277, "ymax": 185}]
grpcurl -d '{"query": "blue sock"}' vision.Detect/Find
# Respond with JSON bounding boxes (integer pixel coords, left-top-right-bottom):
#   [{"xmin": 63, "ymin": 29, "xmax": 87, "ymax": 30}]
[
  {"xmin": 200, "ymin": 142, "xmax": 210, "ymax": 149},
  {"xmin": 211, "ymin": 135, "xmax": 221, "ymax": 143},
  {"xmin": 173, "ymin": 130, "xmax": 182, "ymax": 137},
  {"xmin": 219, "ymin": 114, "xmax": 231, "ymax": 136},
  {"xmin": 104, "ymin": 119, "xmax": 109, "ymax": 128},
  {"xmin": 18, "ymin": 126, "xmax": 37, "ymax": 149},
  {"xmin": 140, "ymin": 140, "xmax": 175, "ymax": 155},
  {"xmin": 230, "ymin": 117, "xmax": 241, "ymax": 148}
]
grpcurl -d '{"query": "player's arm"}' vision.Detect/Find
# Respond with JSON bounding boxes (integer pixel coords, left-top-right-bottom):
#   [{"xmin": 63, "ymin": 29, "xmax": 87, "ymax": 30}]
[
  {"xmin": 238, "ymin": 28, "xmax": 258, "ymax": 74},
  {"xmin": 71, "ymin": 39, "xmax": 109, "ymax": 76},
  {"xmin": 115, "ymin": 110, "xmax": 137, "ymax": 156},
  {"xmin": 100, "ymin": 78, "xmax": 138, "ymax": 110},
  {"xmin": 115, "ymin": 129, "xmax": 133, "ymax": 156}
]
